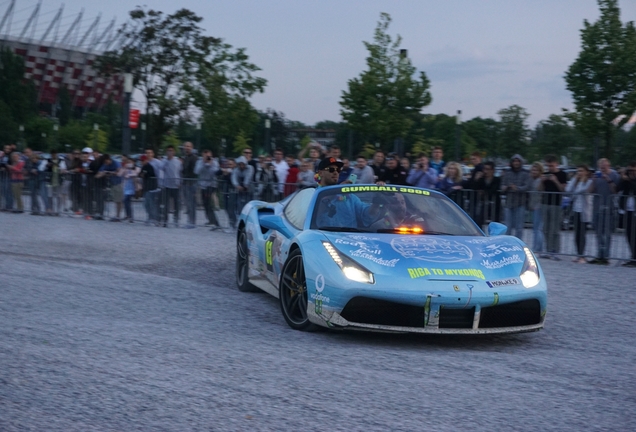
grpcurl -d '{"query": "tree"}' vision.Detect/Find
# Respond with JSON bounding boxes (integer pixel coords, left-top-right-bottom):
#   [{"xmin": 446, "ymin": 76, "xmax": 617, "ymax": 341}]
[
  {"xmin": 85, "ymin": 129, "xmax": 109, "ymax": 153},
  {"xmin": 0, "ymin": 48, "xmax": 36, "ymax": 125},
  {"xmin": 98, "ymin": 8, "xmax": 266, "ymax": 151},
  {"xmin": 530, "ymin": 114, "xmax": 585, "ymax": 162},
  {"xmin": 496, "ymin": 105, "xmax": 531, "ymax": 158},
  {"xmin": 58, "ymin": 121, "xmax": 91, "ymax": 151},
  {"xmin": 340, "ymin": 13, "xmax": 432, "ymax": 149},
  {"xmin": 565, "ymin": 0, "xmax": 636, "ymax": 158},
  {"xmin": 232, "ymin": 131, "xmax": 251, "ymax": 155},
  {"xmin": 462, "ymin": 117, "xmax": 500, "ymax": 158}
]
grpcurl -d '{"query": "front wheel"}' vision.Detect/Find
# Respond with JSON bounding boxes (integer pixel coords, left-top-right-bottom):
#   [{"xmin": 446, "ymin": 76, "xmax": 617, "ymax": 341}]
[
  {"xmin": 279, "ymin": 249, "xmax": 318, "ymax": 331},
  {"xmin": 236, "ymin": 228, "xmax": 257, "ymax": 292}
]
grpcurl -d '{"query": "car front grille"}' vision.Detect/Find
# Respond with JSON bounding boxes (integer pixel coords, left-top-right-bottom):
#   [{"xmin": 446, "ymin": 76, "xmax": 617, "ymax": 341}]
[
  {"xmin": 438, "ymin": 307, "xmax": 475, "ymax": 329},
  {"xmin": 340, "ymin": 297, "xmax": 425, "ymax": 328},
  {"xmin": 479, "ymin": 299, "xmax": 541, "ymax": 328}
]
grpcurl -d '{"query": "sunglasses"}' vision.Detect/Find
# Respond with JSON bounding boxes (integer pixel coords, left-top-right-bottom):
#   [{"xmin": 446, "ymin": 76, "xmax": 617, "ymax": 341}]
[
  {"xmin": 243, "ymin": 151, "xmax": 252, "ymax": 154},
  {"xmin": 323, "ymin": 166, "xmax": 342, "ymax": 173}
]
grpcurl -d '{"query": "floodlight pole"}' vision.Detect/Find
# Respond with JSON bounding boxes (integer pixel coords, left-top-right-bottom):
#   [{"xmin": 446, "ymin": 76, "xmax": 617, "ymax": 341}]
[{"xmin": 122, "ymin": 72, "xmax": 133, "ymax": 155}]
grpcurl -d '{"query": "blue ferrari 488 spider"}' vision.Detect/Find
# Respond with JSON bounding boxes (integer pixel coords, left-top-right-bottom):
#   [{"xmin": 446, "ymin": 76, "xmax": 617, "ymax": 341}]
[{"xmin": 236, "ymin": 184, "xmax": 547, "ymax": 334}]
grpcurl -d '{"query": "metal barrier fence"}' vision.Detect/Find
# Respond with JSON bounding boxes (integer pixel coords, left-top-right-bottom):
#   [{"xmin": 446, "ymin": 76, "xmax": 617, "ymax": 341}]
[{"xmin": 0, "ymin": 172, "xmax": 634, "ymax": 263}]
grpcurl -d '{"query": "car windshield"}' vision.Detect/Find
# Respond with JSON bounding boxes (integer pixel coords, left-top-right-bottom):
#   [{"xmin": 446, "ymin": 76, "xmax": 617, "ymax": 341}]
[{"xmin": 310, "ymin": 185, "xmax": 483, "ymax": 236}]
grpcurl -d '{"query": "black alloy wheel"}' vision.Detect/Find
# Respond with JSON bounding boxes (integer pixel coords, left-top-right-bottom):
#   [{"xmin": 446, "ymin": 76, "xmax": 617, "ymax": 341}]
[
  {"xmin": 279, "ymin": 249, "xmax": 317, "ymax": 331},
  {"xmin": 236, "ymin": 229, "xmax": 257, "ymax": 292}
]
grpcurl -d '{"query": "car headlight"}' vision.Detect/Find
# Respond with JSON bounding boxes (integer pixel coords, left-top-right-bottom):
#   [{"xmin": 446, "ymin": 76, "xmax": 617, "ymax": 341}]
[
  {"xmin": 322, "ymin": 241, "xmax": 375, "ymax": 284},
  {"xmin": 519, "ymin": 247, "xmax": 540, "ymax": 288}
]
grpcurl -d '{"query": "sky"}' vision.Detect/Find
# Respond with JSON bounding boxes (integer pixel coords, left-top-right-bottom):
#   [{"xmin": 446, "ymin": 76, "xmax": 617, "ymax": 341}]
[{"xmin": 3, "ymin": 0, "xmax": 636, "ymax": 127}]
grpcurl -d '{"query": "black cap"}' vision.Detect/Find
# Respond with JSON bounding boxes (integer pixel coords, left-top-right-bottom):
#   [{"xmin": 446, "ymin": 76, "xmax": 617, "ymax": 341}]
[{"xmin": 317, "ymin": 157, "xmax": 344, "ymax": 172}]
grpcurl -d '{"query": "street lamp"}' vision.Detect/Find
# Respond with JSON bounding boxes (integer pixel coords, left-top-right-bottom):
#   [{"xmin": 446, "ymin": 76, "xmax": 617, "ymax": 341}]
[
  {"xmin": 122, "ymin": 71, "xmax": 133, "ymax": 155},
  {"xmin": 265, "ymin": 119, "xmax": 271, "ymax": 152},
  {"xmin": 141, "ymin": 122, "xmax": 146, "ymax": 150},
  {"xmin": 455, "ymin": 110, "xmax": 462, "ymax": 162},
  {"xmin": 196, "ymin": 122, "xmax": 202, "ymax": 152},
  {"xmin": 53, "ymin": 124, "xmax": 59, "ymax": 149},
  {"xmin": 18, "ymin": 125, "xmax": 24, "ymax": 150}
]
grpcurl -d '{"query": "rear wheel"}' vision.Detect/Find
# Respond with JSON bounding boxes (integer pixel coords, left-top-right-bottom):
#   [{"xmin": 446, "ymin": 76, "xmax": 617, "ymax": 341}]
[
  {"xmin": 279, "ymin": 249, "xmax": 317, "ymax": 331},
  {"xmin": 236, "ymin": 228, "xmax": 257, "ymax": 292}
]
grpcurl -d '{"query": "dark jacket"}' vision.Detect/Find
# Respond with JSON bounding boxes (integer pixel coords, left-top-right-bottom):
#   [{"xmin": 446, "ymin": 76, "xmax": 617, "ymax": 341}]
[{"xmin": 182, "ymin": 153, "xmax": 198, "ymax": 179}]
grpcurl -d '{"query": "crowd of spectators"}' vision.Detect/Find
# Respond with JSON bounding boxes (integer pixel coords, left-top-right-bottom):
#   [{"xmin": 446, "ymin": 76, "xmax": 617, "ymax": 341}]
[{"xmin": 1, "ymin": 140, "xmax": 635, "ymax": 266}]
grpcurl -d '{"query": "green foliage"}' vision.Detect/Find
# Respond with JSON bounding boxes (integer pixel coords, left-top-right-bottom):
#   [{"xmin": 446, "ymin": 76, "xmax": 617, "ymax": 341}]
[
  {"xmin": 58, "ymin": 121, "xmax": 91, "ymax": 151},
  {"xmin": 565, "ymin": 0, "xmax": 636, "ymax": 158},
  {"xmin": 0, "ymin": 48, "xmax": 36, "ymax": 125},
  {"xmin": 530, "ymin": 114, "xmax": 586, "ymax": 162},
  {"xmin": 0, "ymin": 101, "xmax": 19, "ymax": 146},
  {"xmin": 85, "ymin": 129, "xmax": 109, "ymax": 154},
  {"xmin": 496, "ymin": 105, "xmax": 531, "ymax": 157},
  {"xmin": 232, "ymin": 131, "xmax": 251, "ymax": 155},
  {"xmin": 299, "ymin": 135, "xmax": 312, "ymax": 149},
  {"xmin": 360, "ymin": 143, "xmax": 379, "ymax": 159},
  {"xmin": 340, "ymin": 13, "xmax": 432, "ymax": 150},
  {"xmin": 58, "ymin": 86, "xmax": 72, "ymax": 127},
  {"xmin": 24, "ymin": 117, "xmax": 55, "ymax": 151},
  {"xmin": 462, "ymin": 117, "xmax": 500, "ymax": 158},
  {"xmin": 98, "ymin": 8, "xmax": 266, "ymax": 151}
]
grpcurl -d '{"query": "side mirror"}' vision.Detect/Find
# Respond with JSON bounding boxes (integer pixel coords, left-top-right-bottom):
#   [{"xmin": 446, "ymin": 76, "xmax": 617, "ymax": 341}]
[
  {"xmin": 488, "ymin": 222, "xmax": 507, "ymax": 236},
  {"xmin": 259, "ymin": 214, "xmax": 293, "ymax": 238}
]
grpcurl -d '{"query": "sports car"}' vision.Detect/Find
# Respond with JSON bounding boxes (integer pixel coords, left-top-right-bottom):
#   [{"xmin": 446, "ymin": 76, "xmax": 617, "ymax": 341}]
[{"xmin": 235, "ymin": 184, "xmax": 547, "ymax": 334}]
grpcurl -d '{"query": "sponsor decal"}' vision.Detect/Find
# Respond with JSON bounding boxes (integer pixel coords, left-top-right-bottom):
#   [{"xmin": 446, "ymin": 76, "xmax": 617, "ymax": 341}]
[
  {"xmin": 315, "ymin": 274, "xmax": 325, "ymax": 293},
  {"xmin": 407, "ymin": 267, "xmax": 485, "ymax": 280},
  {"xmin": 480, "ymin": 254, "xmax": 523, "ymax": 269},
  {"xmin": 340, "ymin": 186, "xmax": 430, "ymax": 195},
  {"xmin": 350, "ymin": 249, "xmax": 400, "ymax": 267},
  {"xmin": 314, "ymin": 274, "xmax": 326, "ymax": 314},
  {"xmin": 334, "ymin": 236, "xmax": 399, "ymax": 267},
  {"xmin": 479, "ymin": 243, "xmax": 523, "ymax": 258},
  {"xmin": 391, "ymin": 237, "xmax": 473, "ymax": 263},
  {"xmin": 466, "ymin": 238, "xmax": 492, "ymax": 244},
  {"xmin": 265, "ymin": 240, "xmax": 274, "ymax": 266},
  {"xmin": 486, "ymin": 278, "xmax": 520, "ymax": 288}
]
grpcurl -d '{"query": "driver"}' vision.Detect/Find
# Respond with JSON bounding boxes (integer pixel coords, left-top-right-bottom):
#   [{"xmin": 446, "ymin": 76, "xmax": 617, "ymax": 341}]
[
  {"xmin": 370, "ymin": 193, "xmax": 425, "ymax": 231},
  {"xmin": 315, "ymin": 157, "xmax": 383, "ymax": 229}
]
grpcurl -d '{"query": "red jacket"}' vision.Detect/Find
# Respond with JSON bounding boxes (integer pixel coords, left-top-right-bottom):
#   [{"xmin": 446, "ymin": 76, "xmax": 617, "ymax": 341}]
[
  {"xmin": 9, "ymin": 161, "xmax": 24, "ymax": 181},
  {"xmin": 284, "ymin": 166, "xmax": 299, "ymax": 196}
]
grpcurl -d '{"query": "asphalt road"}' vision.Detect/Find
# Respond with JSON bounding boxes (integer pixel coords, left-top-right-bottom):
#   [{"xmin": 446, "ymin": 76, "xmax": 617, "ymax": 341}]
[{"xmin": 1, "ymin": 213, "xmax": 635, "ymax": 431}]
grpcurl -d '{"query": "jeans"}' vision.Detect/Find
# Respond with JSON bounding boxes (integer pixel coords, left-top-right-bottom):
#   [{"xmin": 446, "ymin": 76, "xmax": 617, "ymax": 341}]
[
  {"xmin": 161, "ymin": 188, "xmax": 180, "ymax": 223},
  {"xmin": 46, "ymin": 184, "xmax": 62, "ymax": 213},
  {"xmin": 40, "ymin": 181, "xmax": 51, "ymax": 211},
  {"xmin": 30, "ymin": 181, "xmax": 41, "ymax": 213},
  {"xmin": 183, "ymin": 182, "xmax": 197, "ymax": 226},
  {"xmin": 124, "ymin": 194, "xmax": 134, "ymax": 219},
  {"xmin": 505, "ymin": 206, "xmax": 525, "ymax": 239},
  {"xmin": 542, "ymin": 204, "xmax": 561, "ymax": 253},
  {"xmin": 594, "ymin": 206, "xmax": 614, "ymax": 259},
  {"xmin": 1, "ymin": 176, "xmax": 13, "ymax": 210},
  {"xmin": 573, "ymin": 211, "xmax": 587, "ymax": 257},
  {"xmin": 143, "ymin": 190, "xmax": 158, "ymax": 222},
  {"xmin": 532, "ymin": 208, "xmax": 544, "ymax": 253}
]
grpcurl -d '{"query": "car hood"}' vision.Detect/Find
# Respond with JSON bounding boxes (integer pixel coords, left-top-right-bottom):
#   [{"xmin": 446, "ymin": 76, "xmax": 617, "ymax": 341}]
[{"xmin": 321, "ymin": 232, "xmax": 529, "ymax": 281}]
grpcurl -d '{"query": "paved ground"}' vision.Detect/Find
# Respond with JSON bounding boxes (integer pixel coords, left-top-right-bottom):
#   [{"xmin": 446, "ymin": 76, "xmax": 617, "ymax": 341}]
[{"xmin": 0, "ymin": 213, "xmax": 635, "ymax": 431}]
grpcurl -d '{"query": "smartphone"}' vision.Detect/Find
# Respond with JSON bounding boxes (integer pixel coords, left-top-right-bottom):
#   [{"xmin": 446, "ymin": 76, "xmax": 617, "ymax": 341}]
[
  {"xmin": 595, "ymin": 172, "xmax": 602, "ymax": 178},
  {"xmin": 348, "ymin": 173, "xmax": 357, "ymax": 183}
]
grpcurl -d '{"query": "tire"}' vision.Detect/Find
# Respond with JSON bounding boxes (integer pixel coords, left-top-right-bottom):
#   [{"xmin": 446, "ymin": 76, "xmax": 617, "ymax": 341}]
[
  {"xmin": 279, "ymin": 249, "xmax": 318, "ymax": 331},
  {"xmin": 236, "ymin": 228, "xmax": 258, "ymax": 292}
]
